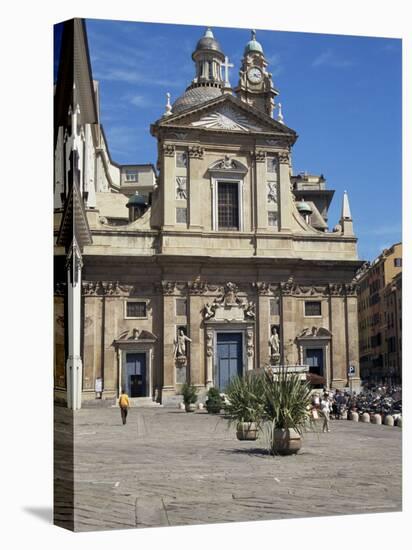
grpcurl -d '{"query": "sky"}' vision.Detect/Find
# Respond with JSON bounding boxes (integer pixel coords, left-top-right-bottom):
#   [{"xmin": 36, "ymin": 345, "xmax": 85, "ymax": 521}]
[{"xmin": 66, "ymin": 18, "xmax": 402, "ymax": 262}]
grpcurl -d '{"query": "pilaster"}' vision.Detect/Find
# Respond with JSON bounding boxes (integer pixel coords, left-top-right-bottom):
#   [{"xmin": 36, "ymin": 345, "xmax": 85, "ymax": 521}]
[
  {"xmin": 162, "ymin": 144, "xmax": 176, "ymax": 228},
  {"xmin": 255, "ymin": 150, "xmax": 268, "ymax": 231},
  {"xmin": 188, "ymin": 146, "xmax": 204, "ymax": 230},
  {"xmin": 188, "ymin": 293, "xmax": 203, "ymax": 385},
  {"xmin": 278, "ymin": 151, "xmax": 293, "ymax": 232}
]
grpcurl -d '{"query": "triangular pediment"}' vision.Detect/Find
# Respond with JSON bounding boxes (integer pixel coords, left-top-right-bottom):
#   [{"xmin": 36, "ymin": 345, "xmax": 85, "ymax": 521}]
[{"xmin": 155, "ymin": 94, "xmax": 297, "ymax": 140}]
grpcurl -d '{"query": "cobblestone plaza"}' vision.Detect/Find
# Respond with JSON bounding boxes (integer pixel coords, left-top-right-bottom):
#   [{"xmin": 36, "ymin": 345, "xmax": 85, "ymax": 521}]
[{"xmin": 54, "ymin": 406, "xmax": 402, "ymax": 531}]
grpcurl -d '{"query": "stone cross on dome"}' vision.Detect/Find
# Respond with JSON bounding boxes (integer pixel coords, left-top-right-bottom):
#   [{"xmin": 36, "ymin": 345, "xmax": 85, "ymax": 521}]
[{"xmin": 222, "ymin": 55, "xmax": 234, "ymax": 88}]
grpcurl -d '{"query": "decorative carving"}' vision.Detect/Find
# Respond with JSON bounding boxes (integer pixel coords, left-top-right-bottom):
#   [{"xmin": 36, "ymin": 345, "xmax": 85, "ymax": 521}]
[
  {"xmin": 242, "ymin": 300, "xmax": 256, "ymax": 319},
  {"xmin": 254, "ymin": 281, "xmax": 271, "ymax": 295},
  {"xmin": 203, "ymin": 302, "xmax": 218, "ymax": 320},
  {"xmin": 102, "ymin": 281, "xmax": 130, "ymax": 296},
  {"xmin": 163, "ymin": 144, "xmax": 175, "ymax": 156},
  {"xmin": 206, "ymin": 329, "xmax": 214, "ymax": 357},
  {"xmin": 220, "ymin": 282, "xmax": 241, "ymax": 306},
  {"xmin": 83, "ymin": 281, "xmax": 101, "ymax": 295},
  {"xmin": 344, "ymin": 283, "xmax": 358, "ymax": 296},
  {"xmin": 246, "ymin": 329, "xmax": 254, "ymax": 357},
  {"xmin": 187, "ymin": 145, "xmax": 204, "ymax": 159},
  {"xmin": 278, "ymin": 151, "xmax": 290, "ymax": 164},
  {"xmin": 265, "ymin": 139, "xmax": 285, "ymax": 147},
  {"xmin": 297, "ymin": 326, "xmax": 332, "ymax": 339},
  {"xmin": 353, "ymin": 261, "xmax": 371, "ymax": 281},
  {"xmin": 187, "ymin": 280, "xmax": 208, "ymax": 295},
  {"xmin": 191, "ymin": 106, "xmax": 261, "ymax": 132},
  {"xmin": 329, "ymin": 283, "xmax": 343, "ymax": 296},
  {"xmin": 267, "ymin": 181, "xmax": 277, "ymax": 203},
  {"xmin": 280, "ymin": 276, "xmax": 295, "ymax": 295},
  {"xmin": 254, "ymin": 150, "xmax": 266, "ymax": 163},
  {"xmin": 160, "ymin": 281, "xmax": 176, "ymax": 295},
  {"xmin": 176, "ymin": 176, "xmax": 187, "ymax": 199},
  {"xmin": 171, "ymin": 132, "xmax": 188, "ymax": 140}
]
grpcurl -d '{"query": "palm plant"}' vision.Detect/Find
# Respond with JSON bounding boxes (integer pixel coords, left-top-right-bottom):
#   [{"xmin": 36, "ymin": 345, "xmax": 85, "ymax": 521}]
[
  {"xmin": 224, "ymin": 373, "xmax": 265, "ymax": 426},
  {"xmin": 261, "ymin": 366, "xmax": 312, "ymax": 433},
  {"xmin": 181, "ymin": 383, "xmax": 198, "ymax": 406},
  {"xmin": 261, "ymin": 366, "xmax": 313, "ymax": 454}
]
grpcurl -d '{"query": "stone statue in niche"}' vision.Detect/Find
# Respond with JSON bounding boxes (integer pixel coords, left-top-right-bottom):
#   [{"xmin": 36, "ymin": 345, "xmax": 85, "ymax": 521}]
[
  {"xmin": 174, "ymin": 328, "xmax": 192, "ymax": 365},
  {"xmin": 269, "ymin": 326, "xmax": 281, "ymax": 364}
]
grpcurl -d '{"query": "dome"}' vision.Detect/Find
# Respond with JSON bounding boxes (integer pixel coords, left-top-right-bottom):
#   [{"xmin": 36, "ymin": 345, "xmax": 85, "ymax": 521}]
[
  {"xmin": 244, "ymin": 30, "xmax": 263, "ymax": 55},
  {"xmin": 127, "ymin": 192, "xmax": 146, "ymax": 207},
  {"xmin": 296, "ymin": 200, "xmax": 313, "ymax": 214},
  {"xmin": 172, "ymin": 85, "xmax": 223, "ymax": 113},
  {"xmin": 193, "ymin": 28, "xmax": 224, "ymax": 58}
]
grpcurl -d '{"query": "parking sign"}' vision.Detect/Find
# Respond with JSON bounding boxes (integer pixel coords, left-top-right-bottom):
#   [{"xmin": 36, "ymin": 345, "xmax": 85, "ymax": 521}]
[{"xmin": 348, "ymin": 365, "xmax": 355, "ymax": 377}]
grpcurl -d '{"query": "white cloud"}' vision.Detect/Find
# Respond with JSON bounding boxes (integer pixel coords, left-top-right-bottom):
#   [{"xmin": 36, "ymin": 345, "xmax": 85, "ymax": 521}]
[{"xmin": 312, "ymin": 49, "xmax": 354, "ymax": 68}]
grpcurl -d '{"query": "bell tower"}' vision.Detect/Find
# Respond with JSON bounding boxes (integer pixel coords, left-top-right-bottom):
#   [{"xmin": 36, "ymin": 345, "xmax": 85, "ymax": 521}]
[{"xmin": 235, "ymin": 30, "xmax": 279, "ymax": 117}]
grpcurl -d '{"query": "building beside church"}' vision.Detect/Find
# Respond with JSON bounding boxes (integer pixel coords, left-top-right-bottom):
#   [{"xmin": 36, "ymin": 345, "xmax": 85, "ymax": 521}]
[
  {"xmin": 357, "ymin": 242, "xmax": 402, "ymax": 384},
  {"xmin": 54, "ymin": 20, "xmax": 363, "ymax": 408}
]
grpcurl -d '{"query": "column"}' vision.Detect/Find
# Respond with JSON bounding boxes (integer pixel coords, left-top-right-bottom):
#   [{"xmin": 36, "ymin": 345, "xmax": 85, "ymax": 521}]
[
  {"xmin": 278, "ymin": 151, "xmax": 293, "ymax": 232},
  {"xmin": 188, "ymin": 146, "xmax": 204, "ymax": 230},
  {"xmin": 66, "ymin": 240, "xmax": 83, "ymax": 410},
  {"xmin": 188, "ymin": 293, "xmax": 203, "ymax": 386}
]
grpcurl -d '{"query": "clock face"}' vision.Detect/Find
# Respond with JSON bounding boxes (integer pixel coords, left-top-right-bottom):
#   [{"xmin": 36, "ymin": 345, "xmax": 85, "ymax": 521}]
[{"xmin": 247, "ymin": 67, "xmax": 262, "ymax": 84}]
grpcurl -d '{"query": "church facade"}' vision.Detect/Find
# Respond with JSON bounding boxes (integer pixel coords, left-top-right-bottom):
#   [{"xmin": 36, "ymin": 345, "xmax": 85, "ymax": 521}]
[{"xmin": 54, "ymin": 21, "xmax": 362, "ymax": 408}]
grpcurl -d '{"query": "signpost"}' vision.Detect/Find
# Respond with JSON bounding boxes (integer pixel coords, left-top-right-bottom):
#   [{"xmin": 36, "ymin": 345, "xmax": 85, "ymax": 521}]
[{"xmin": 348, "ymin": 365, "xmax": 355, "ymax": 392}]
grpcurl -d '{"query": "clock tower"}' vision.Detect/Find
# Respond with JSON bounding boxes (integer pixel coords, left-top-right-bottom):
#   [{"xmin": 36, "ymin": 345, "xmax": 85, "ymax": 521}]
[{"xmin": 235, "ymin": 30, "xmax": 279, "ymax": 117}]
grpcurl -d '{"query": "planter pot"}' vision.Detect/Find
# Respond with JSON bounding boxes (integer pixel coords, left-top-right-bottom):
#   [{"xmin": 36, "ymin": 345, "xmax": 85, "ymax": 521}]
[
  {"xmin": 349, "ymin": 411, "xmax": 359, "ymax": 422},
  {"xmin": 384, "ymin": 415, "xmax": 394, "ymax": 426},
  {"xmin": 271, "ymin": 428, "xmax": 301, "ymax": 455},
  {"xmin": 206, "ymin": 405, "xmax": 222, "ymax": 414},
  {"xmin": 185, "ymin": 403, "xmax": 196, "ymax": 413},
  {"xmin": 236, "ymin": 422, "xmax": 258, "ymax": 441}
]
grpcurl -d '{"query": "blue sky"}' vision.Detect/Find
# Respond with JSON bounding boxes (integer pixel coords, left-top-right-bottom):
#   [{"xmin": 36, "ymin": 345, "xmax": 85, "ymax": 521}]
[{"xmin": 81, "ymin": 18, "xmax": 401, "ymax": 262}]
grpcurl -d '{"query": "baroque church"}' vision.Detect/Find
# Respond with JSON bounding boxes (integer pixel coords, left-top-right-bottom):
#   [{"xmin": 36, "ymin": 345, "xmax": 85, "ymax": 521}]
[{"xmin": 54, "ymin": 19, "xmax": 362, "ymax": 408}]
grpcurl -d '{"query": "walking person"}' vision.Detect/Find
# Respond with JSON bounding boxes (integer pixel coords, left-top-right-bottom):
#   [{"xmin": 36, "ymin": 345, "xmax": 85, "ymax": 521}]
[
  {"xmin": 119, "ymin": 388, "xmax": 130, "ymax": 425},
  {"xmin": 320, "ymin": 392, "xmax": 331, "ymax": 433}
]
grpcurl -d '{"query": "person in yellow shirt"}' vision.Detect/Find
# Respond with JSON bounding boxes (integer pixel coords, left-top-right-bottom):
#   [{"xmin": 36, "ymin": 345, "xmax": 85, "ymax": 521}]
[{"xmin": 119, "ymin": 388, "xmax": 130, "ymax": 425}]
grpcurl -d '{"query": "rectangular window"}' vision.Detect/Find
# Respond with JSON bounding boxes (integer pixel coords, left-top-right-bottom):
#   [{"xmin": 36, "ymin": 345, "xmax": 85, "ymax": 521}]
[
  {"xmin": 217, "ymin": 182, "xmax": 239, "ymax": 230},
  {"xmin": 126, "ymin": 301, "xmax": 147, "ymax": 318},
  {"xmin": 394, "ymin": 258, "xmax": 402, "ymax": 267},
  {"xmin": 125, "ymin": 171, "xmax": 138, "ymax": 182},
  {"xmin": 270, "ymin": 298, "xmax": 280, "ymax": 316},
  {"xmin": 305, "ymin": 301, "xmax": 322, "ymax": 317},
  {"xmin": 176, "ymin": 207, "xmax": 187, "ymax": 224},
  {"xmin": 175, "ymin": 298, "xmax": 187, "ymax": 317},
  {"xmin": 176, "ymin": 152, "xmax": 187, "ymax": 168},
  {"xmin": 268, "ymin": 211, "xmax": 278, "ymax": 226}
]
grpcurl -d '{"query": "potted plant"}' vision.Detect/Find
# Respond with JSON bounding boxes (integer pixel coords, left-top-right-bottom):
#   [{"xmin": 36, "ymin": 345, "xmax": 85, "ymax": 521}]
[
  {"xmin": 224, "ymin": 373, "xmax": 265, "ymax": 440},
  {"xmin": 205, "ymin": 387, "xmax": 224, "ymax": 414},
  {"xmin": 261, "ymin": 366, "xmax": 313, "ymax": 455},
  {"xmin": 181, "ymin": 383, "xmax": 198, "ymax": 412}
]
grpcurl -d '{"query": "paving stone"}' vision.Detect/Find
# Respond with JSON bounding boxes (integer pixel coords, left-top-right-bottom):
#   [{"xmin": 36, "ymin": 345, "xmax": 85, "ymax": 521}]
[{"xmin": 54, "ymin": 406, "xmax": 402, "ymax": 531}]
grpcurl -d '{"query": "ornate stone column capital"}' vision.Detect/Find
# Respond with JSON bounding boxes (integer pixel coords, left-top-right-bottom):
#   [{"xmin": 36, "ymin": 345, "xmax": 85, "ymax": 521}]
[
  {"xmin": 163, "ymin": 144, "xmax": 175, "ymax": 156},
  {"xmin": 188, "ymin": 145, "xmax": 204, "ymax": 159}
]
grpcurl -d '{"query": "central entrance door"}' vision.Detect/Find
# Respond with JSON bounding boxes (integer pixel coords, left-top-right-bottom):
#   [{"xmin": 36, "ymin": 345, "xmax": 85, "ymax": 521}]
[
  {"xmin": 216, "ymin": 332, "xmax": 243, "ymax": 391},
  {"xmin": 305, "ymin": 348, "xmax": 324, "ymax": 387},
  {"xmin": 125, "ymin": 352, "xmax": 146, "ymax": 397}
]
